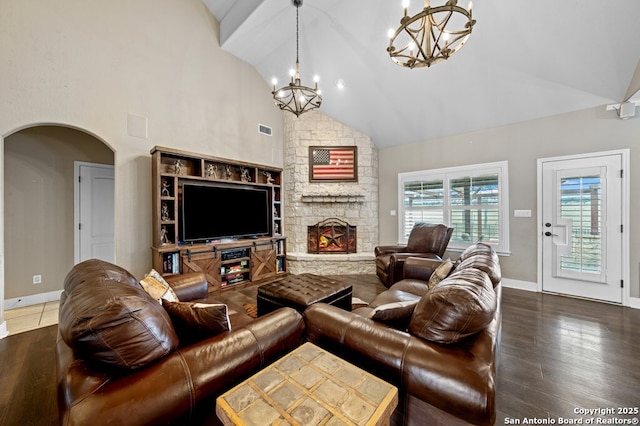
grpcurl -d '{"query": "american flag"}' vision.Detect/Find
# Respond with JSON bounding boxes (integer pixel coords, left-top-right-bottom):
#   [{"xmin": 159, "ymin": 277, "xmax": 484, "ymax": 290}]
[{"xmin": 311, "ymin": 148, "xmax": 356, "ymax": 181}]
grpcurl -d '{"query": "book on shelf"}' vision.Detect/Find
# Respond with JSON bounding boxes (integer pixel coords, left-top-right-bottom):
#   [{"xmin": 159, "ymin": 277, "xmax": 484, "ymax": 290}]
[
  {"xmin": 225, "ymin": 272, "xmax": 245, "ymax": 280},
  {"xmin": 228, "ymin": 276, "xmax": 245, "ymax": 284},
  {"xmin": 172, "ymin": 252, "xmax": 179, "ymax": 274},
  {"xmin": 162, "ymin": 252, "xmax": 180, "ymax": 274}
]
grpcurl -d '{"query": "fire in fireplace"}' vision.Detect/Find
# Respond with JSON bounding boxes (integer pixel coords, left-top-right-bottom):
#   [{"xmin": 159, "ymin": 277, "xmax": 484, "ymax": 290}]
[{"xmin": 308, "ymin": 218, "xmax": 356, "ymax": 254}]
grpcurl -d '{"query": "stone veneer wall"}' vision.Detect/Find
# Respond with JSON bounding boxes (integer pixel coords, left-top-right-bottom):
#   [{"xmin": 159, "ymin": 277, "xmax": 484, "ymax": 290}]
[{"xmin": 283, "ymin": 111, "xmax": 378, "ymax": 275}]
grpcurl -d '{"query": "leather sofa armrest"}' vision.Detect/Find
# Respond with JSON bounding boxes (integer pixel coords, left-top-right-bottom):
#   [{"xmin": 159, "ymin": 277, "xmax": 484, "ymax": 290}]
[
  {"xmin": 374, "ymin": 245, "xmax": 407, "ymax": 256},
  {"xmin": 57, "ymin": 308, "xmax": 306, "ymax": 426},
  {"xmin": 165, "ymin": 272, "xmax": 208, "ymax": 301},
  {"xmin": 304, "ymin": 303, "xmax": 497, "ymax": 426},
  {"xmin": 390, "ymin": 253, "xmax": 440, "ymax": 282},
  {"xmin": 402, "ymin": 256, "xmax": 445, "ymax": 281}
]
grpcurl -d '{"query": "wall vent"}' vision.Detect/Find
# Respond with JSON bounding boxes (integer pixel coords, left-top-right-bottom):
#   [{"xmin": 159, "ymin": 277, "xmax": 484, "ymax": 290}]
[{"xmin": 258, "ymin": 124, "xmax": 272, "ymax": 136}]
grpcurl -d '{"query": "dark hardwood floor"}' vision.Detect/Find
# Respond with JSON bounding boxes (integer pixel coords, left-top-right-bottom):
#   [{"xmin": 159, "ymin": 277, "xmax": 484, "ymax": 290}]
[{"xmin": 1, "ymin": 274, "xmax": 638, "ymax": 425}]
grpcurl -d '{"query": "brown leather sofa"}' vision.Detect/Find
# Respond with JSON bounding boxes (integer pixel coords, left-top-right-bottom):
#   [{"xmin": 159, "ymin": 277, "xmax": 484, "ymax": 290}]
[
  {"xmin": 56, "ymin": 259, "xmax": 306, "ymax": 426},
  {"xmin": 375, "ymin": 222, "xmax": 453, "ymax": 287},
  {"xmin": 306, "ymin": 242, "xmax": 502, "ymax": 426}
]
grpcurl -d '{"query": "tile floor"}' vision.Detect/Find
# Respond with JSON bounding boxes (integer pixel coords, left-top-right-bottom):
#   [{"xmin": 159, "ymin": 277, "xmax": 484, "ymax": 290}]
[{"xmin": 4, "ymin": 301, "xmax": 59, "ymax": 335}]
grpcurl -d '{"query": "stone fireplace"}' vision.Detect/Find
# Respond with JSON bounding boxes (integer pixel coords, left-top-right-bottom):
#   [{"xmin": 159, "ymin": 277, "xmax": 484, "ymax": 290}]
[{"xmin": 283, "ymin": 112, "xmax": 377, "ymax": 275}]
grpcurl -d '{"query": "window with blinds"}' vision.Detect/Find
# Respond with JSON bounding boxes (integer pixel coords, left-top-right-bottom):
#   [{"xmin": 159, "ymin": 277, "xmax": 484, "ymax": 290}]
[{"xmin": 398, "ymin": 161, "xmax": 509, "ymax": 253}]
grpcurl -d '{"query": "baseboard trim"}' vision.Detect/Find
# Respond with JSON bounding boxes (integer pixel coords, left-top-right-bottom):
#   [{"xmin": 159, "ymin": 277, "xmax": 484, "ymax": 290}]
[
  {"xmin": 4, "ymin": 290, "xmax": 63, "ymax": 310},
  {"xmin": 501, "ymin": 279, "xmax": 640, "ymax": 309},
  {"xmin": 501, "ymin": 278, "xmax": 538, "ymax": 292},
  {"xmin": 628, "ymin": 297, "xmax": 640, "ymax": 309},
  {"xmin": 0, "ymin": 321, "xmax": 8, "ymax": 339}
]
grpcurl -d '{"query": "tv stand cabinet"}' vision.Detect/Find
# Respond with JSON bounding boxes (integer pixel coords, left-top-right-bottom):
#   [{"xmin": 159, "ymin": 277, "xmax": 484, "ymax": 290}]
[{"xmin": 150, "ymin": 146, "xmax": 286, "ymax": 292}]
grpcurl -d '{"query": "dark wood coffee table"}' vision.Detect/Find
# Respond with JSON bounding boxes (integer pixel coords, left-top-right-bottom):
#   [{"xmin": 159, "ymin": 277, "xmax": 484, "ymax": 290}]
[{"xmin": 216, "ymin": 342, "xmax": 398, "ymax": 426}]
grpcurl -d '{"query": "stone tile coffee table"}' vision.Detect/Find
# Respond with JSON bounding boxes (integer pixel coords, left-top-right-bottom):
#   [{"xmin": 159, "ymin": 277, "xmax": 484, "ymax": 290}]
[{"xmin": 216, "ymin": 342, "xmax": 398, "ymax": 426}]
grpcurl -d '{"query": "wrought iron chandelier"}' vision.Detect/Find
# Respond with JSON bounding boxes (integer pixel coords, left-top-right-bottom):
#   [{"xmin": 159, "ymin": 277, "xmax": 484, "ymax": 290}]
[
  {"xmin": 387, "ymin": 0, "xmax": 475, "ymax": 69},
  {"xmin": 271, "ymin": 0, "xmax": 322, "ymax": 117}
]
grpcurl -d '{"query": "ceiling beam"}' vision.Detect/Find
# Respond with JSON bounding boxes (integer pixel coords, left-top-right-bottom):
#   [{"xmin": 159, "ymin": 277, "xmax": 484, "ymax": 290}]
[
  {"xmin": 206, "ymin": 0, "xmax": 267, "ymax": 47},
  {"xmin": 624, "ymin": 58, "xmax": 640, "ymax": 102}
]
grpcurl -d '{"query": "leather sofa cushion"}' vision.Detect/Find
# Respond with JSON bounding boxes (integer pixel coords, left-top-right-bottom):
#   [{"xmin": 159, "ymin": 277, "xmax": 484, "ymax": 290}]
[
  {"xmin": 455, "ymin": 243, "xmax": 502, "ymax": 287},
  {"xmin": 409, "ymin": 267, "xmax": 497, "ymax": 344},
  {"xmin": 59, "ymin": 259, "xmax": 179, "ymax": 370}
]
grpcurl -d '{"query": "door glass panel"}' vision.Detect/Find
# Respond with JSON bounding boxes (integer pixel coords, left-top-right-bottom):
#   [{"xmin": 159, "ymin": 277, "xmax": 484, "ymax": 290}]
[{"xmin": 559, "ymin": 175, "xmax": 601, "ymax": 274}]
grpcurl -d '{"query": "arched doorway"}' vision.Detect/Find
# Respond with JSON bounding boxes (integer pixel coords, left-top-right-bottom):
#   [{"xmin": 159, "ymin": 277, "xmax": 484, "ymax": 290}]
[{"xmin": 1, "ymin": 124, "xmax": 114, "ymax": 336}]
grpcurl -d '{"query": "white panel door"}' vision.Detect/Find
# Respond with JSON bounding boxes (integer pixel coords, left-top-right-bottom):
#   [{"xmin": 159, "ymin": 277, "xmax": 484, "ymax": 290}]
[
  {"xmin": 541, "ymin": 154, "xmax": 622, "ymax": 303},
  {"xmin": 76, "ymin": 163, "xmax": 115, "ymax": 263}
]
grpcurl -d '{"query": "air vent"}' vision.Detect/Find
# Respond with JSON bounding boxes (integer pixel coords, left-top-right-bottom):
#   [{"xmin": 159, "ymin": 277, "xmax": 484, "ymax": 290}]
[{"xmin": 258, "ymin": 124, "xmax": 272, "ymax": 136}]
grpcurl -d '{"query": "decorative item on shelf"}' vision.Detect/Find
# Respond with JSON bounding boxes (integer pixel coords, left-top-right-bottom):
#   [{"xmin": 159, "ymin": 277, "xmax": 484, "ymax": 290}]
[
  {"xmin": 225, "ymin": 165, "xmax": 232, "ymax": 180},
  {"xmin": 274, "ymin": 222, "xmax": 280, "ymax": 235},
  {"xmin": 274, "ymin": 207, "xmax": 279, "ymax": 218},
  {"xmin": 271, "ymin": 0, "xmax": 322, "ymax": 117},
  {"xmin": 263, "ymin": 171, "xmax": 275, "ymax": 184},
  {"xmin": 161, "ymin": 203, "xmax": 170, "ymax": 221},
  {"xmin": 240, "ymin": 167, "xmax": 250, "ymax": 182},
  {"xmin": 161, "ymin": 179, "xmax": 171, "ymax": 196},
  {"xmin": 206, "ymin": 163, "xmax": 218, "ymax": 178},
  {"xmin": 387, "ymin": 0, "xmax": 475, "ymax": 69},
  {"xmin": 160, "ymin": 226, "xmax": 170, "ymax": 245},
  {"xmin": 174, "ymin": 159, "xmax": 184, "ymax": 175}
]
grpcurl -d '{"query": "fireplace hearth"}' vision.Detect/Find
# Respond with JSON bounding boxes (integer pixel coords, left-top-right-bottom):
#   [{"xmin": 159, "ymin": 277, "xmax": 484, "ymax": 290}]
[{"xmin": 308, "ymin": 218, "xmax": 356, "ymax": 254}]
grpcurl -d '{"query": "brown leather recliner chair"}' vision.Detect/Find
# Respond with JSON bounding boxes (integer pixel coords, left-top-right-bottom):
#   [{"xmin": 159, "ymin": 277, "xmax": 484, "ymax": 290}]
[{"xmin": 375, "ymin": 222, "xmax": 453, "ymax": 287}]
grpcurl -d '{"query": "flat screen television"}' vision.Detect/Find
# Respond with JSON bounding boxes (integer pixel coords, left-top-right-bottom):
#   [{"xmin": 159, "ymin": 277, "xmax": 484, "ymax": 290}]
[{"xmin": 180, "ymin": 183, "xmax": 271, "ymax": 242}]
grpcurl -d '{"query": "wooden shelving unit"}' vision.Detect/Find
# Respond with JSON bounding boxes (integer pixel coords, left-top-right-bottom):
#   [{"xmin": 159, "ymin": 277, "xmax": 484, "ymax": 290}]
[{"xmin": 151, "ymin": 146, "xmax": 286, "ymax": 292}]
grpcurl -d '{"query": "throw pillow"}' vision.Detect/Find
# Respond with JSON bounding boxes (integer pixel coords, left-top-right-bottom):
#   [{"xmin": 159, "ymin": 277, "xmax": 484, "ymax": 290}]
[
  {"xmin": 162, "ymin": 300, "xmax": 231, "ymax": 345},
  {"xmin": 427, "ymin": 260, "xmax": 454, "ymax": 289},
  {"xmin": 367, "ymin": 299, "xmax": 420, "ymax": 322},
  {"xmin": 140, "ymin": 269, "xmax": 179, "ymax": 303}
]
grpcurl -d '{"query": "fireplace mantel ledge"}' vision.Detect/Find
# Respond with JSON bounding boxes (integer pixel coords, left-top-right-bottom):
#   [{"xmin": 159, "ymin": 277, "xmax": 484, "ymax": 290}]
[
  {"xmin": 301, "ymin": 192, "xmax": 366, "ymax": 203},
  {"xmin": 287, "ymin": 252, "xmax": 375, "ymax": 261}
]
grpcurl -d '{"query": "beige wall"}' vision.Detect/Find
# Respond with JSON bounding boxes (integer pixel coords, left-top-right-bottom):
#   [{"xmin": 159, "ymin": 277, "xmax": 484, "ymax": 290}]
[
  {"xmin": 0, "ymin": 0, "xmax": 284, "ymax": 322},
  {"xmin": 378, "ymin": 106, "xmax": 640, "ymax": 298},
  {"xmin": 4, "ymin": 127, "xmax": 114, "ymax": 300}
]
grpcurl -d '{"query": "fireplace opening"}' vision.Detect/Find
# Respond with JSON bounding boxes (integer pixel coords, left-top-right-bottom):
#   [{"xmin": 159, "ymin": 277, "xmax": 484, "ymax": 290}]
[{"xmin": 308, "ymin": 218, "xmax": 356, "ymax": 254}]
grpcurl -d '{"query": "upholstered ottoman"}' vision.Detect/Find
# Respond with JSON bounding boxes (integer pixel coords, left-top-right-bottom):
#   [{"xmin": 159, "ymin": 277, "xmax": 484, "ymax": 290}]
[{"xmin": 257, "ymin": 273, "xmax": 352, "ymax": 316}]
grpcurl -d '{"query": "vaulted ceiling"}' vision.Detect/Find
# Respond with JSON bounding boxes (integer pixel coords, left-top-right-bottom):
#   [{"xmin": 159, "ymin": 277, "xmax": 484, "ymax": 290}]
[{"xmin": 204, "ymin": 0, "xmax": 640, "ymax": 148}]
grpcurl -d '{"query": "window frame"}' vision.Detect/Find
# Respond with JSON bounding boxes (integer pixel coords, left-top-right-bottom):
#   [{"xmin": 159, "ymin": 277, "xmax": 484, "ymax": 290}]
[{"xmin": 397, "ymin": 161, "xmax": 510, "ymax": 255}]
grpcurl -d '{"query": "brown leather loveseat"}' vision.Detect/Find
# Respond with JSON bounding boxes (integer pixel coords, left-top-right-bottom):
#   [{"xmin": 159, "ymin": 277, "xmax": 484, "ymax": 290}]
[
  {"xmin": 56, "ymin": 259, "xmax": 306, "ymax": 425},
  {"xmin": 305, "ymin": 243, "xmax": 502, "ymax": 426}
]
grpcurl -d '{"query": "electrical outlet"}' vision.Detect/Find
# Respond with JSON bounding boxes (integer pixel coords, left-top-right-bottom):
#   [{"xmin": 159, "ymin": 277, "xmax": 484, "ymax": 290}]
[{"xmin": 33, "ymin": 274, "xmax": 42, "ymax": 284}]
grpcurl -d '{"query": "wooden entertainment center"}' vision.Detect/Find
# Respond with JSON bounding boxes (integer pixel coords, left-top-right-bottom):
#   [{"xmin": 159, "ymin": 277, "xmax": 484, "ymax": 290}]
[{"xmin": 151, "ymin": 146, "xmax": 286, "ymax": 292}]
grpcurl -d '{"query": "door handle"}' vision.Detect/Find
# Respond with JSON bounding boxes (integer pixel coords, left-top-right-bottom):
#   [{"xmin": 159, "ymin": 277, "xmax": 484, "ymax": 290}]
[{"xmin": 544, "ymin": 231, "xmax": 559, "ymax": 237}]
